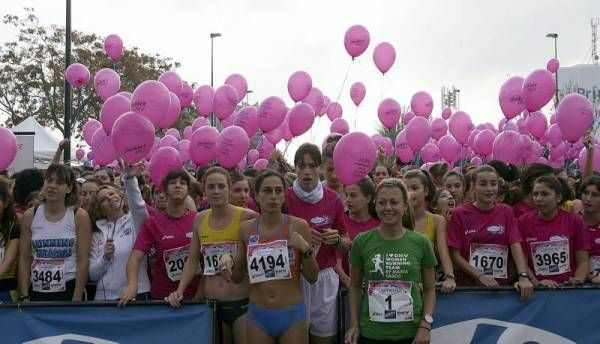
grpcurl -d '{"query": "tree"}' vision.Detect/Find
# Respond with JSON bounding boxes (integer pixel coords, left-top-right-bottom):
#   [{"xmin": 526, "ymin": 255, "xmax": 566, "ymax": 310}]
[{"xmin": 0, "ymin": 8, "xmax": 181, "ymax": 137}]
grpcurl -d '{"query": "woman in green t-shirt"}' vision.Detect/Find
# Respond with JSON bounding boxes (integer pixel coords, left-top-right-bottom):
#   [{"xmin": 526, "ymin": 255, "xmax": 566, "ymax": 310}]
[{"xmin": 346, "ymin": 178, "xmax": 437, "ymax": 344}]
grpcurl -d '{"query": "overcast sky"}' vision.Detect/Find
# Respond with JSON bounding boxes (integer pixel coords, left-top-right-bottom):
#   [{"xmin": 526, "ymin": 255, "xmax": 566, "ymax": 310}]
[{"xmin": 1, "ymin": 0, "xmax": 599, "ymax": 156}]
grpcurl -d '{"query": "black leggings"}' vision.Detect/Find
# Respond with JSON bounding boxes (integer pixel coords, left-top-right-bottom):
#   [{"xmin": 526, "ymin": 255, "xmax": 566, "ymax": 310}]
[{"xmin": 30, "ymin": 279, "xmax": 76, "ymax": 301}]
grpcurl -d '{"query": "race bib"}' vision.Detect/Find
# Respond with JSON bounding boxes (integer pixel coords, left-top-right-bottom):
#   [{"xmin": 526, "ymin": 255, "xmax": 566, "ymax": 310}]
[
  {"xmin": 201, "ymin": 242, "xmax": 237, "ymax": 276},
  {"xmin": 591, "ymin": 256, "xmax": 600, "ymax": 272},
  {"xmin": 247, "ymin": 240, "xmax": 291, "ymax": 284},
  {"xmin": 531, "ymin": 239, "xmax": 570, "ymax": 276},
  {"xmin": 368, "ymin": 280, "xmax": 413, "ymax": 322},
  {"xmin": 31, "ymin": 259, "xmax": 65, "ymax": 293},
  {"xmin": 163, "ymin": 245, "xmax": 197, "ymax": 282},
  {"xmin": 469, "ymin": 243, "xmax": 508, "ymax": 279}
]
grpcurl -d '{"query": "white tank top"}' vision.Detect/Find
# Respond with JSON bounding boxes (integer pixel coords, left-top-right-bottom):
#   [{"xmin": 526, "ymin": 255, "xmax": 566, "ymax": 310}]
[{"xmin": 30, "ymin": 204, "xmax": 78, "ymax": 288}]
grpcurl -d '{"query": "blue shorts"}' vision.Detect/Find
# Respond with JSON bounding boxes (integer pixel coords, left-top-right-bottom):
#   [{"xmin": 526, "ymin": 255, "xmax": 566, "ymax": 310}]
[{"xmin": 247, "ymin": 302, "xmax": 306, "ymax": 338}]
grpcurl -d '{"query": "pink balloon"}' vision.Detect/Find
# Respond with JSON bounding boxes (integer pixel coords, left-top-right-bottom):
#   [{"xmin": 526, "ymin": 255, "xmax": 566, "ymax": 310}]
[
  {"xmin": 378, "ymin": 98, "xmax": 402, "ymax": 129},
  {"xmin": 326, "ymin": 102, "xmax": 343, "ymax": 121},
  {"xmin": 318, "ymin": 96, "xmax": 331, "ymax": 116},
  {"xmin": 264, "ymin": 123, "xmax": 283, "ymax": 145},
  {"xmin": 258, "ymin": 96, "xmax": 287, "ymax": 133},
  {"xmin": 149, "ymin": 147, "xmax": 183, "ymax": 187},
  {"xmin": 302, "ymin": 88, "xmax": 325, "ymax": 114},
  {"xmin": 257, "ymin": 138, "xmax": 275, "ymax": 159},
  {"xmin": 344, "ymin": 25, "xmax": 370, "ymax": 59},
  {"xmin": 192, "ymin": 117, "xmax": 210, "ymax": 132},
  {"xmin": 281, "ymin": 116, "xmax": 293, "ymax": 141},
  {"xmin": 104, "ymin": 34, "xmax": 123, "ymax": 61},
  {"xmin": 467, "ymin": 130, "xmax": 480, "ymax": 148},
  {"xmin": 91, "ymin": 128, "xmax": 118, "ymax": 166},
  {"xmin": 498, "ymin": 76, "xmax": 525, "ymax": 119},
  {"xmin": 470, "ymin": 156, "xmax": 483, "ymax": 166},
  {"xmin": 118, "ymin": 91, "xmax": 133, "ymax": 100},
  {"xmin": 526, "ymin": 111, "xmax": 548, "ymax": 139},
  {"xmin": 193, "ymin": 85, "xmax": 214, "ymax": 117},
  {"xmin": 221, "ymin": 112, "xmax": 236, "ymax": 128},
  {"xmin": 177, "ymin": 139, "xmax": 191, "ymax": 163},
  {"xmin": 333, "ymin": 132, "xmax": 376, "ymax": 185},
  {"xmin": 350, "ymin": 82, "xmax": 366, "ymax": 106},
  {"xmin": 420, "ymin": 143, "xmax": 440, "ymax": 163},
  {"xmin": 131, "ymin": 80, "xmax": 171, "ymax": 127},
  {"xmin": 94, "ymin": 68, "xmax": 120, "ymax": 101},
  {"xmin": 547, "ymin": 58, "xmax": 560, "ymax": 73},
  {"xmin": 448, "ymin": 111, "xmax": 474, "ymax": 144},
  {"xmin": 254, "ymin": 158, "xmax": 268, "ymax": 170},
  {"xmin": 579, "ymin": 145, "xmax": 600, "ymax": 173},
  {"xmin": 517, "ymin": 117, "xmax": 528, "ymax": 135},
  {"xmin": 473, "ymin": 129, "xmax": 495, "ymax": 157},
  {"xmin": 381, "ymin": 137, "xmax": 394, "ymax": 157},
  {"xmin": 158, "ymin": 71, "xmax": 183, "ymax": 95},
  {"xmin": 159, "ymin": 135, "xmax": 178, "ymax": 148},
  {"xmin": 247, "ymin": 149, "xmax": 259, "ymax": 165},
  {"xmin": 442, "ymin": 107, "xmax": 452, "ymax": 120},
  {"xmin": 225, "ymin": 74, "xmax": 248, "ymax": 102},
  {"xmin": 406, "ymin": 117, "xmax": 432, "ymax": 152},
  {"xmin": 100, "ymin": 94, "xmax": 130, "ymax": 135},
  {"xmin": 183, "ymin": 126, "xmax": 193, "ymax": 140},
  {"xmin": 431, "ymin": 118, "xmax": 448, "ymax": 140},
  {"xmin": 216, "ymin": 126, "xmax": 249, "ymax": 168},
  {"xmin": 330, "ymin": 118, "xmax": 349, "ymax": 135},
  {"xmin": 0, "ymin": 128, "xmax": 17, "ymax": 171},
  {"xmin": 395, "ymin": 130, "xmax": 415, "ymax": 164},
  {"xmin": 83, "ymin": 119, "xmax": 102, "ymax": 145},
  {"xmin": 439, "ymin": 135, "xmax": 461, "ymax": 162},
  {"xmin": 492, "ymin": 130, "xmax": 521, "ymax": 164},
  {"xmin": 213, "ymin": 84, "xmax": 239, "ymax": 120},
  {"xmin": 547, "ymin": 123, "xmax": 564, "ymax": 147},
  {"xmin": 288, "ymin": 71, "xmax": 312, "ymax": 102},
  {"xmin": 288, "ymin": 103, "xmax": 315, "ymax": 136},
  {"xmin": 75, "ymin": 148, "xmax": 85, "ymax": 161},
  {"xmin": 111, "ymin": 111, "xmax": 155, "ymax": 164},
  {"xmin": 549, "ymin": 142, "xmax": 567, "ymax": 162},
  {"xmin": 190, "ymin": 126, "xmax": 219, "ymax": 165},
  {"xmin": 158, "ymin": 91, "xmax": 181, "ymax": 129},
  {"xmin": 373, "ymin": 42, "xmax": 396, "ymax": 74},
  {"xmin": 65, "ymin": 63, "xmax": 90, "ymax": 88},
  {"xmin": 523, "ymin": 69, "xmax": 556, "ymax": 112},
  {"xmin": 234, "ymin": 106, "xmax": 259, "ymax": 138},
  {"xmin": 411, "ymin": 91, "xmax": 434, "ymax": 118},
  {"xmin": 556, "ymin": 93, "xmax": 593, "ymax": 143},
  {"xmin": 165, "ymin": 128, "xmax": 180, "ymax": 140},
  {"xmin": 402, "ymin": 111, "xmax": 415, "ymax": 125},
  {"xmin": 178, "ymin": 82, "xmax": 193, "ymax": 108}
]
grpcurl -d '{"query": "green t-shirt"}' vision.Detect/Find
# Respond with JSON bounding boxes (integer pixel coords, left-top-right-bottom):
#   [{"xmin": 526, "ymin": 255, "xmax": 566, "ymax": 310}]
[{"xmin": 350, "ymin": 228, "xmax": 437, "ymax": 340}]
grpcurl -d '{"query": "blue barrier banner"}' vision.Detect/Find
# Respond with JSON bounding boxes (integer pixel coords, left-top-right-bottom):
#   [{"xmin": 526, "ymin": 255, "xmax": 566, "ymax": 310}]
[
  {"xmin": 433, "ymin": 289, "xmax": 598, "ymax": 344},
  {"xmin": 0, "ymin": 302, "xmax": 213, "ymax": 344}
]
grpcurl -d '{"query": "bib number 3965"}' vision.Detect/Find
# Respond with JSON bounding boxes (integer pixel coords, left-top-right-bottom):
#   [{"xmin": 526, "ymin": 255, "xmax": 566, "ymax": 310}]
[
  {"xmin": 31, "ymin": 259, "xmax": 65, "ymax": 293},
  {"xmin": 368, "ymin": 280, "xmax": 413, "ymax": 322},
  {"xmin": 531, "ymin": 239, "xmax": 570, "ymax": 276},
  {"xmin": 247, "ymin": 240, "xmax": 291, "ymax": 284}
]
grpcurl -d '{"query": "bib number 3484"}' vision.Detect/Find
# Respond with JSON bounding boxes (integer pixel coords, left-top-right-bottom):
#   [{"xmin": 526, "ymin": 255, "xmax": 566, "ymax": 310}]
[{"xmin": 31, "ymin": 259, "xmax": 65, "ymax": 293}]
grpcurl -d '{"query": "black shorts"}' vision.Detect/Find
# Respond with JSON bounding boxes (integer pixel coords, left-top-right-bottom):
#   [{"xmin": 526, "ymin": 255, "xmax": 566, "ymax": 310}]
[{"xmin": 218, "ymin": 298, "xmax": 249, "ymax": 326}]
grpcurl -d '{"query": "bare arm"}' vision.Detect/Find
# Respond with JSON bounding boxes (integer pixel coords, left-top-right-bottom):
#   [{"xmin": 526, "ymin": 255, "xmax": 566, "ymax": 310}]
[
  {"xmin": 346, "ymin": 263, "xmax": 363, "ymax": 344},
  {"xmin": 17, "ymin": 209, "xmax": 34, "ymax": 297},
  {"xmin": 574, "ymin": 250, "xmax": 590, "ymax": 283},
  {"xmin": 174, "ymin": 215, "xmax": 202, "ymax": 295},
  {"xmin": 0, "ymin": 239, "xmax": 18, "ymax": 278},
  {"xmin": 434, "ymin": 215, "xmax": 454, "ymax": 277},
  {"xmin": 73, "ymin": 209, "xmax": 92, "ymax": 301},
  {"xmin": 51, "ymin": 139, "xmax": 69, "ymax": 164},
  {"xmin": 583, "ymin": 131, "xmax": 594, "ymax": 180},
  {"xmin": 124, "ymin": 176, "xmax": 149, "ymax": 234},
  {"xmin": 292, "ymin": 220, "xmax": 318, "ymax": 284},
  {"xmin": 118, "ymin": 249, "xmax": 145, "ymax": 307}
]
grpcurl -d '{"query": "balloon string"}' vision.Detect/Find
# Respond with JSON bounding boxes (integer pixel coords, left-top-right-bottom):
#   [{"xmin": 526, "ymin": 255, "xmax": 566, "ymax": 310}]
[
  {"xmin": 354, "ymin": 106, "xmax": 358, "ymax": 131},
  {"xmin": 335, "ymin": 60, "xmax": 353, "ymax": 103},
  {"xmin": 283, "ymin": 139, "xmax": 292, "ymax": 157}
]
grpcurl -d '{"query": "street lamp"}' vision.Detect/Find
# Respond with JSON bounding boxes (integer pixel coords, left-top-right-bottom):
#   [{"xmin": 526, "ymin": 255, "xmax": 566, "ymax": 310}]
[
  {"xmin": 546, "ymin": 33, "xmax": 559, "ymax": 107},
  {"xmin": 210, "ymin": 32, "xmax": 221, "ymax": 126},
  {"xmin": 246, "ymin": 89, "xmax": 253, "ymax": 105}
]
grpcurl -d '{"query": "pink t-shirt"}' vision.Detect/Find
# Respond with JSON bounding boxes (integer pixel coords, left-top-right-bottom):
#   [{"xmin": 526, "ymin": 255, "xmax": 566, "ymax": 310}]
[
  {"xmin": 512, "ymin": 201, "xmax": 536, "ymax": 219},
  {"xmin": 339, "ymin": 214, "xmax": 380, "ymax": 274},
  {"xmin": 285, "ymin": 186, "xmax": 347, "ymax": 270},
  {"xmin": 134, "ymin": 210, "xmax": 200, "ymax": 299},
  {"xmin": 519, "ymin": 210, "xmax": 590, "ymax": 284},
  {"xmin": 448, "ymin": 203, "xmax": 522, "ymax": 286},
  {"xmin": 586, "ymin": 221, "xmax": 600, "ymax": 272}
]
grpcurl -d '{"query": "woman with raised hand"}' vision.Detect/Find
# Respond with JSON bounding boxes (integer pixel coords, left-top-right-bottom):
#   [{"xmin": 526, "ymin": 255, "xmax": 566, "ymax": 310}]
[
  {"xmin": 447, "ymin": 165, "xmax": 533, "ymax": 300},
  {"xmin": 18, "ymin": 164, "xmax": 91, "ymax": 301},
  {"xmin": 219, "ymin": 169, "xmax": 318, "ymax": 344},
  {"xmin": 403, "ymin": 170, "xmax": 456, "ymax": 294},
  {"xmin": 118, "ymin": 169, "xmax": 199, "ymax": 306},
  {"xmin": 166, "ymin": 166, "xmax": 255, "ymax": 344},
  {"xmin": 580, "ymin": 176, "xmax": 600, "ymax": 284},
  {"xmin": 443, "ymin": 170, "xmax": 467, "ymax": 207},
  {"xmin": 346, "ymin": 178, "xmax": 437, "ymax": 344},
  {"xmin": 88, "ymin": 165, "xmax": 151, "ymax": 301},
  {"xmin": 430, "ymin": 189, "xmax": 455, "ymax": 223},
  {"xmin": 0, "ymin": 183, "xmax": 20, "ymax": 302},
  {"xmin": 519, "ymin": 175, "xmax": 590, "ymax": 289}
]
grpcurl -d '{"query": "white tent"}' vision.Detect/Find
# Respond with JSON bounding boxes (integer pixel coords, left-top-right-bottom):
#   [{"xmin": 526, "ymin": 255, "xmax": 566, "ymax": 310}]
[{"xmin": 11, "ymin": 117, "xmax": 77, "ymax": 166}]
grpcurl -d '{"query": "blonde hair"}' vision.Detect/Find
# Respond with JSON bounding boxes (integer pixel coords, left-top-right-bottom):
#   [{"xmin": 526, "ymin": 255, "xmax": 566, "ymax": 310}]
[{"xmin": 375, "ymin": 178, "xmax": 415, "ymax": 230}]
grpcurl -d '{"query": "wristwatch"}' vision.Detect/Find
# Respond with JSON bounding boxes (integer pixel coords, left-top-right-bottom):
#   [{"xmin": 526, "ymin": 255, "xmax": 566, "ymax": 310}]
[
  {"xmin": 444, "ymin": 273, "xmax": 455, "ymax": 280},
  {"xmin": 302, "ymin": 247, "xmax": 315, "ymax": 259},
  {"xmin": 518, "ymin": 272, "xmax": 530, "ymax": 279},
  {"xmin": 423, "ymin": 314, "xmax": 434, "ymax": 325},
  {"xmin": 18, "ymin": 295, "xmax": 30, "ymax": 302}
]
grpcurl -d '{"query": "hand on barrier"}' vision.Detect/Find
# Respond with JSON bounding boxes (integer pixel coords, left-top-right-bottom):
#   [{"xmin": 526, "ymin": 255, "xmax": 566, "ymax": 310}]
[
  {"xmin": 117, "ymin": 285, "xmax": 138, "ymax": 307},
  {"xmin": 165, "ymin": 291, "xmax": 184, "ymax": 308},
  {"xmin": 538, "ymin": 279, "xmax": 560, "ymax": 289},
  {"xmin": 441, "ymin": 278, "xmax": 456, "ymax": 294},
  {"xmin": 345, "ymin": 325, "xmax": 359, "ymax": 344},
  {"xmin": 219, "ymin": 254, "xmax": 234, "ymax": 282},
  {"xmin": 568, "ymin": 277, "xmax": 585, "ymax": 286},
  {"xmin": 514, "ymin": 279, "xmax": 534, "ymax": 302},
  {"xmin": 413, "ymin": 326, "xmax": 431, "ymax": 344},
  {"xmin": 478, "ymin": 274, "xmax": 499, "ymax": 288}
]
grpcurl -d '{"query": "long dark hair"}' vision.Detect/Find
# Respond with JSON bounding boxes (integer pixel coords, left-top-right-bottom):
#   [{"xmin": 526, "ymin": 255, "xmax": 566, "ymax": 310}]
[
  {"xmin": 0, "ymin": 183, "xmax": 16, "ymax": 245},
  {"xmin": 347, "ymin": 177, "xmax": 378, "ymax": 219},
  {"xmin": 44, "ymin": 164, "xmax": 78, "ymax": 207}
]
